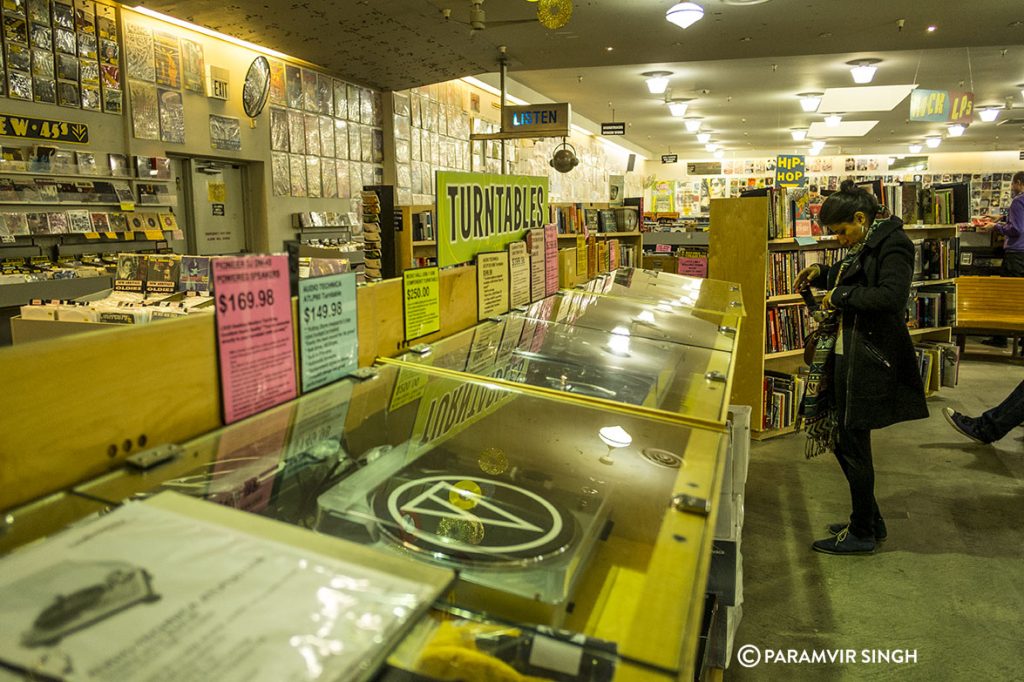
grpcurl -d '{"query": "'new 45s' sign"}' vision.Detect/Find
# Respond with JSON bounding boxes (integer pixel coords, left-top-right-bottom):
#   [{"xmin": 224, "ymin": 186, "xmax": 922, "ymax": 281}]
[{"xmin": 0, "ymin": 113, "xmax": 89, "ymax": 143}]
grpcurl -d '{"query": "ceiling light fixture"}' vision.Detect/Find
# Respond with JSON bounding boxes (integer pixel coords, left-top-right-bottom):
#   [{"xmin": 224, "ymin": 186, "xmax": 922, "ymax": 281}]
[
  {"xmin": 665, "ymin": 2, "xmax": 704, "ymax": 29},
  {"xmin": 696, "ymin": 132, "xmax": 712, "ymax": 144},
  {"xmin": 606, "ymin": 46, "xmax": 614, "ymax": 51},
  {"xmin": 667, "ymin": 98, "xmax": 691, "ymax": 116},
  {"xmin": 978, "ymin": 106, "xmax": 1001, "ymax": 122},
  {"xmin": 798, "ymin": 92, "xmax": 823, "ymax": 112},
  {"xmin": 925, "ymin": 136, "xmax": 941, "ymax": 148},
  {"xmin": 714, "ymin": 149, "xmax": 724, "ymax": 159},
  {"xmin": 790, "ymin": 128, "xmax": 808, "ymax": 141},
  {"xmin": 684, "ymin": 117, "xmax": 703, "ymax": 132},
  {"xmin": 947, "ymin": 123, "xmax": 965, "ymax": 137},
  {"xmin": 642, "ymin": 71, "xmax": 672, "ymax": 94},
  {"xmin": 909, "ymin": 143, "xmax": 923, "ymax": 153},
  {"xmin": 811, "ymin": 139, "xmax": 826, "ymax": 151},
  {"xmin": 825, "ymin": 113, "xmax": 843, "ymax": 127},
  {"xmin": 847, "ymin": 59, "xmax": 881, "ymax": 84},
  {"xmin": 705, "ymin": 143, "xmax": 719, "ymax": 152},
  {"xmin": 927, "ymin": 25, "xmax": 937, "ymax": 32}
]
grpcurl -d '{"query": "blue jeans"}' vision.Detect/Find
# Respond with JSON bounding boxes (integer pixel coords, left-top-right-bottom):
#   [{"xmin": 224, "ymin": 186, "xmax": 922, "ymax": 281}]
[{"xmin": 976, "ymin": 379, "xmax": 1024, "ymax": 442}]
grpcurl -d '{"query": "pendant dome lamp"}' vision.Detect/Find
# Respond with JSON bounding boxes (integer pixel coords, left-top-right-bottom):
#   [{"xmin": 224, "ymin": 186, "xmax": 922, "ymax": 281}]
[{"xmin": 666, "ymin": 2, "xmax": 704, "ymax": 29}]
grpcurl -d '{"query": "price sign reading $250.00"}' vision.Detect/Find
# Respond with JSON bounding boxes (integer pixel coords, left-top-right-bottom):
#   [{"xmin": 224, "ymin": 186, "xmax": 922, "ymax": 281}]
[{"xmin": 403, "ymin": 266, "xmax": 440, "ymax": 341}]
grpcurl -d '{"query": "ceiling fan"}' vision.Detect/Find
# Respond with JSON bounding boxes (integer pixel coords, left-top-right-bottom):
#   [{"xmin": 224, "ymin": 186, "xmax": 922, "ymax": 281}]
[{"xmin": 443, "ymin": 0, "xmax": 573, "ymax": 32}]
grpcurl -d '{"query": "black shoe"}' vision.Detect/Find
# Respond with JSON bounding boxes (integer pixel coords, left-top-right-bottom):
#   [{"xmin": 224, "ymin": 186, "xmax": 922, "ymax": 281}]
[
  {"xmin": 980, "ymin": 337, "xmax": 1008, "ymax": 348},
  {"xmin": 827, "ymin": 521, "xmax": 887, "ymax": 542},
  {"xmin": 943, "ymin": 407, "xmax": 993, "ymax": 444},
  {"xmin": 812, "ymin": 528, "xmax": 876, "ymax": 555}
]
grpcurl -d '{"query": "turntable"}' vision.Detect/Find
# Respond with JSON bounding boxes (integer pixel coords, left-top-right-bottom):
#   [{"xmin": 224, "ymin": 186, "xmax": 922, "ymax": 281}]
[{"xmin": 317, "ymin": 450, "xmax": 610, "ymax": 627}]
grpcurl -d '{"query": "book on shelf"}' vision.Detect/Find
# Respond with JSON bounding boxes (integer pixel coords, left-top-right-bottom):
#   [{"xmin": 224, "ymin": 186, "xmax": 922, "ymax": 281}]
[
  {"xmin": 762, "ymin": 370, "xmax": 806, "ymax": 431},
  {"xmin": 765, "ymin": 305, "xmax": 817, "ymax": 354},
  {"xmin": 583, "ymin": 208, "xmax": 599, "ymax": 233},
  {"xmin": 597, "ymin": 209, "xmax": 617, "ymax": 232}
]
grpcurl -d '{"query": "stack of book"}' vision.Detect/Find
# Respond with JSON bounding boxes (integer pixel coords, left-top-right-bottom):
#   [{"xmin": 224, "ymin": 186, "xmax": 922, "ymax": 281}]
[
  {"xmin": 765, "ymin": 305, "xmax": 817, "ymax": 354},
  {"xmin": 762, "ymin": 370, "xmax": 806, "ymax": 431}
]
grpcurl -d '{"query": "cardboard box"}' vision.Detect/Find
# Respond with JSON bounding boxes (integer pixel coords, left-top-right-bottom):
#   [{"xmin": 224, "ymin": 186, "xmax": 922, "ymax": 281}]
[{"xmin": 642, "ymin": 253, "xmax": 677, "ymax": 273}]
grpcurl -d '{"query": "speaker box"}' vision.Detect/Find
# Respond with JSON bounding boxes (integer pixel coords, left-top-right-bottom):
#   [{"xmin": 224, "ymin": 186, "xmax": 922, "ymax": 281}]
[{"xmin": 626, "ymin": 153, "xmax": 636, "ymax": 172}]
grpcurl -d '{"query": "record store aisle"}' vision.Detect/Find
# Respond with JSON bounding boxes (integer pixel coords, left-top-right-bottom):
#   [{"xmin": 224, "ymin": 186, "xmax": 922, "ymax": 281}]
[{"xmin": 730, "ymin": 359, "xmax": 1023, "ymax": 680}]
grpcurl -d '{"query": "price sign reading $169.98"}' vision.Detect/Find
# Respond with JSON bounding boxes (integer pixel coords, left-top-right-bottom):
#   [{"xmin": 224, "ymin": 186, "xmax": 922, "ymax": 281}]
[
  {"xmin": 297, "ymin": 272, "xmax": 358, "ymax": 393},
  {"xmin": 212, "ymin": 255, "xmax": 297, "ymax": 424}
]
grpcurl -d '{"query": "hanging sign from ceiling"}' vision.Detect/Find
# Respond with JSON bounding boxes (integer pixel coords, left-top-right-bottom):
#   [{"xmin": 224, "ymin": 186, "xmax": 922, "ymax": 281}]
[
  {"xmin": 0, "ymin": 114, "xmax": 88, "ymax": 143},
  {"xmin": 601, "ymin": 122, "xmax": 626, "ymax": 136},
  {"xmin": 661, "ymin": 154, "xmax": 678, "ymax": 164},
  {"xmin": 909, "ymin": 89, "xmax": 974, "ymax": 124},
  {"xmin": 501, "ymin": 103, "xmax": 571, "ymax": 137},
  {"xmin": 687, "ymin": 162, "xmax": 722, "ymax": 175},
  {"xmin": 775, "ymin": 154, "xmax": 806, "ymax": 188}
]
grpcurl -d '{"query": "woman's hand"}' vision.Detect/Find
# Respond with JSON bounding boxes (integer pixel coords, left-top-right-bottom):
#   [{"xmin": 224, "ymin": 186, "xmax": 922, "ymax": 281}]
[
  {"xmin": 794, "ymin": 264, "xmax": 821, "ymax": 292},
  {"xmin": 821, "ymin": 288, "xmax": 835, "ymax": 310}
]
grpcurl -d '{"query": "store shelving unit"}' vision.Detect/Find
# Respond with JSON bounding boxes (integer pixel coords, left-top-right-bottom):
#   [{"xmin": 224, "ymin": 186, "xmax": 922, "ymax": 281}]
[
  {"xmin": 397, "ymin": 204, "xmax": 436, "ymax": 271},
  {"xmin": 711, "ymin": 196, "xmax": 959, "ymax": 439}
]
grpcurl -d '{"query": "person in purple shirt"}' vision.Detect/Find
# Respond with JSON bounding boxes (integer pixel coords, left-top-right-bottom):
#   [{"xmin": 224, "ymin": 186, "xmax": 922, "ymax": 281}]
[{"xmin": 979, "ymin": 171, "xmax": 1024, "ymax": 347}]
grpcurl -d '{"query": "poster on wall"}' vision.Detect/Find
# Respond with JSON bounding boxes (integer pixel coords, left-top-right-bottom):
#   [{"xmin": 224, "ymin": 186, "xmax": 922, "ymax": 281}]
[
  {"xmin": 129, "ymin": 80, "xmax": 160, "ymax": 140},
  {"xmin": 158, "ymin": 88, "xmax": 185, "ymax": 144},
  {"xmin": 269, "ymin": 107, "xmax": 289, "ymax": 151},
  {"xmin": 268, "ymin": 59, "xmax": 286, "ymax": 105},
  {"xmin": 181, "ymin": 38, "xmax": 205, "ymax": 93},
  {"xmin": 153, "ymin": 32, "xmax": 181, "ymax": 89},
  {"xmin": 271, "ymin": 152, "xmax": 290, "ymax": 196},
  {"xmin": 435, "ymin": 171, "xmax": 549, "ymax": 268},
  {"xmin": 124, "ymin": 21, "xmax": 155, "ymax": 82},
  {"xmin": 285, "ymin": 64, "xmax": 302, "ymax": 109},
  {"xmin": 289, "ymin": 154, "xmax": 306, "ymax": 196},
  {"xmin": 209, "ymin": 114, "xmax": 241, "ymax": 151}
]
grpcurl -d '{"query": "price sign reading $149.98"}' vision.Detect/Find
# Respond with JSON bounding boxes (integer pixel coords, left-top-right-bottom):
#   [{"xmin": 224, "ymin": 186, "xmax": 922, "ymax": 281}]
[
  {"xmin": 297, "ymin": 272, "xmax": 358, "ymax": 393},
  {"xmin": 212, "ymin": 255, "xmax": 297, "ymax": 424}
]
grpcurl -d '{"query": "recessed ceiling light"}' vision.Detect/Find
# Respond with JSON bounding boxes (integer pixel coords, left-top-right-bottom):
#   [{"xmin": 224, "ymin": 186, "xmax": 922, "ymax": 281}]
[
  {"xmin": 665, "ymin": 2, "xmax": 704, "ymax": 29},
  {"xmin": 909, "ymin": 143, "xmax": 923, "ymax": 153},
  {"xmin": 978, "ymin": 106, "xmax": 1002, "ymax": 122},
  {"xmin": 947, "ymin": 123, "xmax": 965, "ymax": 137},
  {"xmin": 791, "ymin": 128, "xmax": 808, "ymax": 141},
  {"xmin": 714, "ymin": 149, "xmax": 725, "ymax": 159},
  {"xmin": 927, "ymin": 25, "xmax": 937, "ymax": 32},
  {"xmin": 798, "ymin": 92, "xmax": 823, "ymax": 112},
  {"xmin": 642, "ymin": 71, "xmax": 672, "ymax": 94},
  {"xmin": 847, "ymin": 59, "xmax": 881, "ymax": 84},
  {"xmin": 705, "ymin": 143, "xmax": 719, "ymax": 152},
  {"xmin": 697, "ymin": 132, "xmax": 712, "ymax": 144},
  {"xmin": 606, "ymin": 46, "xmax": 614, "ymax": 51},
  {"xmin": 925, "ymin": 136, "xmax": 941, "ymax": 148},
  {"xmin": 667, "ymin": 98, "xmax": 691, "ymax": 116},
  {"xmin": 739, "ymin": 36, "xmax": 752, "ymax": 42},
  {"xmin": 825, "ymin": 113, "xmax": 843, "ymax": 127},
  {"xmin": 684, "ymin": 117, "xmax": 703, "ymax": 132}
]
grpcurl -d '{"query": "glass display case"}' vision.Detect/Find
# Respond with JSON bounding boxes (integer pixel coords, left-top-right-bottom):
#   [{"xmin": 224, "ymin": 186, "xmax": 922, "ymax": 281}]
[
  {"xmin": 583, "ymin": 267, "xmax": 745, "ymax": 317},
  {"xmin": 74, "ymin": 363, "xmax": 727, "ymax": 679},
  {"xmin": 385, "ymin": 313, "xmax": 733, "ymax": 424}
]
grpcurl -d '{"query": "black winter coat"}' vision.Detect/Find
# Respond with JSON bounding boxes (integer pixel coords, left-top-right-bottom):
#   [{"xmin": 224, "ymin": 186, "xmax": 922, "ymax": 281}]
[{"xmin": 810, "ymin": 217, "xmax": 929, "ymax": 430}]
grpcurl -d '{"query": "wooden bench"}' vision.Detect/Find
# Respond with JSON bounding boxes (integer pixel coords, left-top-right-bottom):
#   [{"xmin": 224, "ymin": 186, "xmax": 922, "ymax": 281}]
[{"xmin": 953, "ymin": 276, "xmax": 1024, "ymax": 354}]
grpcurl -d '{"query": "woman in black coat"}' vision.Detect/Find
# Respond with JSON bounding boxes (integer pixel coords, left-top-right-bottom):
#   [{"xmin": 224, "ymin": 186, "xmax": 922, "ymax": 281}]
[{"xmin": 794, "ymin": 180, "xmax": 928, "ymax": 555}]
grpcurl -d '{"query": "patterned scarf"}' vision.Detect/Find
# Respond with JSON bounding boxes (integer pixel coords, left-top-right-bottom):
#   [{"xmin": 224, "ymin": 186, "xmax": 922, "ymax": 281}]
[{"xmin": 799, "ymin": 221, "xmax": 881, "ymax": 458}]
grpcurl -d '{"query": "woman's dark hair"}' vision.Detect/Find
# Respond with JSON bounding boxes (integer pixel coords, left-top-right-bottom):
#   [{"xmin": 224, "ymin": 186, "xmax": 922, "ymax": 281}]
[
  {"xmin": 819, "ymin": 179, "xmax": 881, "ymax": 226},
  {"xmin": 1013, "ymin": 171, "xmax": 1024, "ymax": 185}
]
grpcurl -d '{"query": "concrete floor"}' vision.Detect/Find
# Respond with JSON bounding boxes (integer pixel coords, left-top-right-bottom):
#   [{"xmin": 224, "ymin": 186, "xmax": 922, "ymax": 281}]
[{"xmin": 727, "ymin": 354, "xmax": 1023, "ymax": 680}]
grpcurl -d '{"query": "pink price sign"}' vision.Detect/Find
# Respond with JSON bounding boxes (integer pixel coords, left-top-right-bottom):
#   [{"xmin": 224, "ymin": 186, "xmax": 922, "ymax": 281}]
[{"xmin": 213, "ymin": 255, "xmax": 297, "ymax": 424}]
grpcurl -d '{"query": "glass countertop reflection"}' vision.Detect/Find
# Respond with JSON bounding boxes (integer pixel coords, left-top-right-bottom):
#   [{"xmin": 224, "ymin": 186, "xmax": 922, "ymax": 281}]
[
  {"xmin": 582, "ymin": 268, "xmax": 745, "ymax": 316},
  {"xmin": 73, "ymin": 363, "xmax": 725, "ymax": 676},
  {"xmin": 389, "ymin": 315, "xmax": 732, "ymax": 423},
  {"xmin": 517, "ymin": 289, "xmax": 740, "ymax": 354}
]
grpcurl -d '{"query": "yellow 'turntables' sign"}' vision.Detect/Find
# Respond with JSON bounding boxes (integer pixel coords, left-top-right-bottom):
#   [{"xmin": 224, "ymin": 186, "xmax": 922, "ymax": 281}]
[{"xmin": 436, "ymin": 171, "xmax": 549, "ymax": 267}]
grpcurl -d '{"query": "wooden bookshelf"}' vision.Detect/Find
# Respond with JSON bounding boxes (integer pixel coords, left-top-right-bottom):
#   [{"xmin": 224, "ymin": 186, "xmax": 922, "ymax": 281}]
[{"xmin": 397, "ymin": 204, "xmax": 435, "ymax": 271}]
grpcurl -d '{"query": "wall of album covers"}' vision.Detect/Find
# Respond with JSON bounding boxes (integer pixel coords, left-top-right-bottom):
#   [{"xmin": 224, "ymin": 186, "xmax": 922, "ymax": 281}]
[
  {"xmin": 1, "ymin": 0, "xmax": 122, "ymax": 112},
  {"xmin": 517, "ymin": 131, "xmax": 641, "ymax": 204}
]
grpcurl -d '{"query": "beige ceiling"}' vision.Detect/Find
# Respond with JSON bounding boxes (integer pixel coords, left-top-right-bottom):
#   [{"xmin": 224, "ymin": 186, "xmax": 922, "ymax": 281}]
[{"xmin": 135, "ymin": 0, "xmax": 1024, "ymax": 154}]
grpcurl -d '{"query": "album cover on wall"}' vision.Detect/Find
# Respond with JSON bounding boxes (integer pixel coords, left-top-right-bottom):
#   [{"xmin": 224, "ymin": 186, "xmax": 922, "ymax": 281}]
[
  {"xmin": 76, "ymin": 151, "xmax": 97, "ymax": 175},
  {"xmin": 315, "ymin": 73, "xmax": 332, "ymax": 116},
  {"xmin": 100, "ymin": 38, "xmax": 118, "ymax": 65},
  {"xmin": 102, "ymin": 86, "xmax": 121, "ymax": 114},
  {"xmin": 269, "ymin": 107, "xmax": 289, "ymax": 151},
  {"xmin": 348, "ymin": 124, "xmax": 360, "ymax": 161},
  {"xmin": 334, "ymin": 119, "xmax": 348, "ymax": 160},
  {"xmin": 303, "ymin": 113, "xmax": 320, "ymax": 156},
  {"xmin": 153, "ymin": 32, "xmax": 180, "ymax": 88},
  {"xmin": 57, "ymin": 79, "xmax": 79, "ymax": 107},
  {"xmin": 28, "ymin": 0, "xmax": 48, "ymax": 25},
  {"xmin": 29, "ymin": 23, "xmax": 50, "ymax": 51},
  {"xmin": 271, "ymin": 151, "xmax": 289, "ymax": 197},
  {"xmin": 159, "ymin": 88, "xmax": 185, "ymax": 144},
  {"xmin": 346, "ymin": 84, "xmax": 359, "ymax": 122},
  {"xmin": 66, "ymin": 209, "xmax": 92, "ymax": 233},
  {"xmin": 301, "ymin": 69, "xmax": 317, "ymax": 113},
  {"xmin": 319, "ymin": 115, "xmax": 334, "ymax": 158},
  {"xmin": 288, "ymin": 153, "xmax": 306, "ymax": 197},
  {"xmin": 360, "ymin": 126, "xmax": 372, "ymax": 162},
  {"xmin": 100, "ymin": 63, "xmax": 118, "ymax": 89},
  {"xmin": 124, "ymin": 21, "xmax": 155, "ymax": 82},
  {"xmin": 81, "ymin": 84, "xmax": 100, "ymax": 110},
  {"xmin": 321, "ymin": 158, "xmax": 337, "ymax": 199},
  {"xmin": 53, "ymin": 27, "xmax": 75, "ymax": 55},
  {"xmin": 4, "ymin": 213, "xmax": 29, "ymax": 236},
  {"xmin": 285, "ymin": 64, "xmax": 301, "ymax": 109},
  {"xmin": 79, "ymin": 58, "xmax": 98, "ymax": 84},
  {"xmin": 25, "ymin": 212, "xmax": 49, "ymax": 235},
  {"xmin": 268, "ymin": 59, "xmax": 285, "ymax": 105},
  {"xmin": 77, "ymin": 31, "xmax": 96, "ymax": 60},
  {"xmin": 287, "ymin": 109, "xmax": 305, "ymax": 154},
  {"xmin": 332, "ymin": 79, "xmax": 347, "ymax": 120},
  {"xmin": 6, "ymin": 41, "xmax": 30, "ymax": 71},
  {"xmin": 305, "ymin": 155, "xmax": 321, "ymax": 198},
  {"xmin": 7, "ymin": 70, "xmax": 32, "ymax": 101},
  {"xmin": 130, "ymin": 80, "xmax": 159, "ymax": 139},
  {"xmin": 336, "ymin": 160, "xmax": 350, "ymax": 199},
  {"xmin": 56, "ymin": 53, "xmax": 77, "ymax": 80},
  {"xmin": 33, "ymin": 78, "xmax": 56, "ymax": 104},
  {"xmin": 180, "ymin": 38, "xmax": 204, "ymax": 93},
  {"xmin": 4, "ymin": 16, "xmax": 28, "ymax": 45},
  {"xmin": 209, "ymin": 114, "xmax": 241, "ymax": 151}
]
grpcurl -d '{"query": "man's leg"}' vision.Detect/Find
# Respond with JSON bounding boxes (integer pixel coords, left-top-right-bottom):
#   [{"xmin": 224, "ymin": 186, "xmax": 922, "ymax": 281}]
[{"xmin": 976, "ymin": 379, "xmax": 1024, "ymax": 442}]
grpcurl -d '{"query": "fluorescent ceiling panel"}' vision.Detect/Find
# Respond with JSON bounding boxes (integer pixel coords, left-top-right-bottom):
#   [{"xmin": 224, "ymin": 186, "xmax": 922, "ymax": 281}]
[
  {"xmin": 818, "ymin": 85, "xmax": 916, "ymax": 113},
  {"xmin": 808, "ymin": 120, "xmax": 879, "ymax": 137}
]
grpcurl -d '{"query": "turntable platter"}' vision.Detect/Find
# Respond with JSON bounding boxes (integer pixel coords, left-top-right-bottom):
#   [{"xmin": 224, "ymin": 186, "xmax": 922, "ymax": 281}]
[{"xmin": 372, "ymin": 475, "xmax": 578, "ymax": 567}]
